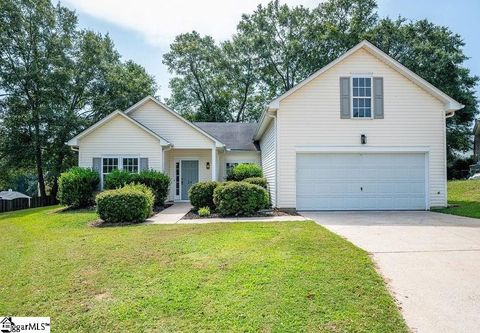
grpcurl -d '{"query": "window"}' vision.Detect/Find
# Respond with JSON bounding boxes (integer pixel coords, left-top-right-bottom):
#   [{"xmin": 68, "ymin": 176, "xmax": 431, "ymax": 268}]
[
  {"xmin": 102, "ymin": 158, "xmax": 118, "ymax": 175},
  {"xmin": 175, "ymin": 162, "xmax": 180, "ymax": 196},
  {"xmin": 226, "ymin": 162, "xmax": 239, "ymax": 173},
  {"xmin": 123, "ymin": 158, "xmax": 138, "ymax": 173},
  {"xmin": 352, "ymin": 77, "xmax": 372, "ymax": 118},
  {"xmin": 102, "ymin": 157, "xmax": 139, "ymax": 186}
]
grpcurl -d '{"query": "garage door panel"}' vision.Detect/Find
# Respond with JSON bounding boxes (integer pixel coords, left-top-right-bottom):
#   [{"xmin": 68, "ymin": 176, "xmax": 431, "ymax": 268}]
[{"xmin": 296, "ymin": 153, "xmax": 426, "ymax": 210}]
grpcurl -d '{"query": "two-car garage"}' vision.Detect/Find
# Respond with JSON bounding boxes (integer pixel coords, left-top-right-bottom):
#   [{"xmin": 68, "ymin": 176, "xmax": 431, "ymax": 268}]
[{"xmin": 296, "ymin": 152, "xmax": 427, "ymax": 210}]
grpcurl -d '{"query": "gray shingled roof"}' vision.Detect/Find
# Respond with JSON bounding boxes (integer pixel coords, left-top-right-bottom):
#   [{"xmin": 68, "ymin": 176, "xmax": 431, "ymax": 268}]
[{"xmin": 194, "ymin": 122, "xmax": 259, "ymax": 151}]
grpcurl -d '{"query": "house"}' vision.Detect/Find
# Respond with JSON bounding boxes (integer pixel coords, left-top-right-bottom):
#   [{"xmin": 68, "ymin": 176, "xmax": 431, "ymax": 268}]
[
  {"xmin": 68, "ymin": 40, "xmax": 464, "ymax": 210},
  {"xmin": 1, "ymin": 317, "xmax": 14, "ymax": 333}
]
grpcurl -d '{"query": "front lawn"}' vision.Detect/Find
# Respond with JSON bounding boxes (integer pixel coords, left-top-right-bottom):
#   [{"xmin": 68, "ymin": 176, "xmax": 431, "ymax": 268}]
[
  {"xmin": 0, "ymin": 207, "xmax": 407, "ymax": 332},
  {"xmin": 434, "ymin": 180, "xmax": 480, "ymax": 218}
]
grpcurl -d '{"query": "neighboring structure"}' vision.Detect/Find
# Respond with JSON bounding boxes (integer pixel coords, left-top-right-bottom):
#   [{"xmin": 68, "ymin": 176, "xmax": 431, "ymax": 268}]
[
  {"xmin": 472, "ymin": 120, "xmax": 480, "ymax": 174},
  {"xmin": 68, "ymin": 40, "xmax": 463, "ymax": 210}
]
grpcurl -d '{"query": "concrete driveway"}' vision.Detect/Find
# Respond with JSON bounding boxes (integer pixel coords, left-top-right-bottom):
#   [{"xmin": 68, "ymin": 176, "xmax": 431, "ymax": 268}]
[{"xmin": 302, "ymin": 211, "xmax": 480, "ymax": 333}]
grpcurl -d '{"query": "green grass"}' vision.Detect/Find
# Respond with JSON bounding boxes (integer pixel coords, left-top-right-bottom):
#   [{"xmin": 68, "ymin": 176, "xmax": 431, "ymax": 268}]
[
  {"xmin": 434, "ymin": 180, "xmax": 480, "ymax": 218},
  {"xmin": 0, "ymin": 207, "xmax": 407, "ymax": 332}
]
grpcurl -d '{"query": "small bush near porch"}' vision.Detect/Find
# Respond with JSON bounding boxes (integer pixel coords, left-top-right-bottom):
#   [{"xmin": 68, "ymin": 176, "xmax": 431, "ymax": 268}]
[{"xmin": 0, "ymin": 207, "xmax": 408, "ymax": 332}]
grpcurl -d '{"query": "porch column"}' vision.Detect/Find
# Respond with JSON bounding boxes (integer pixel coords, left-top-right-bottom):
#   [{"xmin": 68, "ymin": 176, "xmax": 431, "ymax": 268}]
[{"xmin": 211, "ymin": 146, "xmax": 217, "ymax": 181}]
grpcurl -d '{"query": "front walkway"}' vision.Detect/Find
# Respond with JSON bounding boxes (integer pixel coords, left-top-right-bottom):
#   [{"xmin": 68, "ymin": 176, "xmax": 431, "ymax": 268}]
[
  {"xmin": 147, "ymin": 202, "xmax": 192, "ymax": 224},
  {"xmin": 302, "ymin": 211, "xmax": 480, "ymax": 333}
]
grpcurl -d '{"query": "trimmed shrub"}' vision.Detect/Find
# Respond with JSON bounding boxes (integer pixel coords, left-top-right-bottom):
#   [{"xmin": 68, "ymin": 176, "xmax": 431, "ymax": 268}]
[
  {"xmin": 227, "ymin": 163, "xmax": 263, "ymax": 181},
  {"xmin": 198, "ymin": 207, "xmax": 211, "ymax": 217},
  {"xmin": 243, "ymin": 177, "xmax": 268, "ymax": 189},
  {"xmin": 132, "ymin": 170, "xmax": 170, "ymax": 206},
  {"xmin": 96, "ymin": 184, "xmax": 154, "ymax": 223},
  {"xmin": 57, "ymin": 167, "xmax": 99, "ymax": 208},
  {"xmin": 213, "ymin": 181, "xmax": 269, "ymax": 216},
  {"xmin": 104, "ymin": 169, "xmax": 132, "ymax": 189},
  {"xmin": 188, "ymin": 181, "xmax": 219, "ymax": 210},
  {"xmin": 104, "ymin": 169, "xmax": 170, "ymax": 206}
]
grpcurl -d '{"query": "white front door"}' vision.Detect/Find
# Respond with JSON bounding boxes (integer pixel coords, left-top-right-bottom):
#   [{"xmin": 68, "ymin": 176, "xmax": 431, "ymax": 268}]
[{"xmin": 296, "ymin": 153, "xmax": 427, "ymax": 210}]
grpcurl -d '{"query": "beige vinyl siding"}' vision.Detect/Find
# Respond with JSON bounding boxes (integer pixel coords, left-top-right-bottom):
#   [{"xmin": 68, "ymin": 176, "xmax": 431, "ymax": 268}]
[
  {"xmin": 276, "ymin": 48, "xmax": 447, "ymax": 208},
  {"xmin": 78, "ymin": 114, "xmax": 162, "ymax": 170},
  {"xmin": 164, "ymin": 149, "xmax": 213, "ymax": 201},
  {"xmin": 260, "ymin": 121, "xmax": 277, "ymax": 206},
  {"xmin": 218, "ymin": 151, "xmax": 261, "ymax": 180},
  {"xmin": 129, "ymin": 100, "xmax": 214, "ymax": 148}
]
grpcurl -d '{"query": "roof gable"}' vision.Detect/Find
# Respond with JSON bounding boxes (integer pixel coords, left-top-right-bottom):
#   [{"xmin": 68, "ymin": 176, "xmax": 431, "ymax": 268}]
[
  {"xmin": 255, "ymin": 40, "xmax": 464, "ymax": 140},
  {"xmin": 67, "ymin": 110, "xmax": 171, "ymax": 146},
  {"xmin": 124, "ymin": 96, "xmax": 224, "ymax": 148}
]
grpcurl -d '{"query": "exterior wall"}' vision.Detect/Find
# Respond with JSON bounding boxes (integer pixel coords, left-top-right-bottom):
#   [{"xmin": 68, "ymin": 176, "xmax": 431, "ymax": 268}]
[
  {"xmin": 260, "ymin": 121, "xmax": 277, "ymax": 206},
  {"xmin": 129, "ymin": 100, "xmax": 214, "ymax": 148},
  {"xmin": 78, "ymin": 115, "xmax": 162, "ymax": 170},
  {"xmin": 276, "ymin": 48, "xmax": 447, "ymax": 208},
  {"xmin": 163, "ymin": 149, "xmax": 213, "ymax": 201},
  {"xmin": 218, "ymin": 151, "xmax": 261, "ymax": 180},
  {"xmin": 474, "ymin": 134, "xmax": 480, "ymax": 162}
]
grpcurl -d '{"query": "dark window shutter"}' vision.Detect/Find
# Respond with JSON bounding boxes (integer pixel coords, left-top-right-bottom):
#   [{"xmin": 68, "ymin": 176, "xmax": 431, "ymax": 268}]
[
  {"xmin": 340, "ymin": 77, "xmax": 351, "ymax": 119},
  {"xmin": 92, "ymin": 158, "xmax": 101, "ymax": 173},
  {"xmin": 140, "ymin": 158, "xmax": 149, "ymax": 171},
  {"xmin": 373, "ymin": 77, "xmax": 384, "ymax": 119}
]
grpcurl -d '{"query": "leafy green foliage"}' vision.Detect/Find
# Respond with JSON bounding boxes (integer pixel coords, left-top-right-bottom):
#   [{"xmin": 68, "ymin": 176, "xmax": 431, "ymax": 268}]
[
  {"xmin": 188, "ymin": 181, "xmax": 219, "ymax": 210},
  {"xmin": 227, "ymin": 163, "xmax": 263, "ymax": 181},
  {"xmin": 198, "ymin": 207, "xmax": 211, "ymax": 217},
  {"xmin": 133, "ymin": 170, "xmax": 170, "ymax": 206},
  {"xmin": 57, "ymin": 167, "xmax": 99, "ymax": 208},
  {"xmin": 163, "ymin": 0, "xmax": 478, "ymax": 162},
  {"xmin": 104, "ymin": 169, "xmax": 132, "ymax": 190},
  {"xmin": 104, "ymin": 170, "xmax": 170, "ymax": 206},
  {"xmin": 96, "ymin": 184, "xmax": 154, "ymax": 223},
  {"xmin": 0, "ymin": 0, "xmax": 157, "ymax": 198},
  {"xmin": 243, "ymin": 177, "xmax": 268, "ymax": 189},
  {"xmin": 213, "ymin": 182, "xmax": 269, "ymax": 216}
]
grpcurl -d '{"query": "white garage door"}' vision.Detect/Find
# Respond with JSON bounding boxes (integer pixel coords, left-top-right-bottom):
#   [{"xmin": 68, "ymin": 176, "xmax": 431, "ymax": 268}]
[{"xmin": 296, "ymin": 153, "xmax": 426, "ymax": 210}]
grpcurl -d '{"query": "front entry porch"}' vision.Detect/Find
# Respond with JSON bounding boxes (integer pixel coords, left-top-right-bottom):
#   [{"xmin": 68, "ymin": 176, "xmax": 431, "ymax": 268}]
[{"xmin": 163, "ymin": 148, "xmax": 218, "ymax": 202}]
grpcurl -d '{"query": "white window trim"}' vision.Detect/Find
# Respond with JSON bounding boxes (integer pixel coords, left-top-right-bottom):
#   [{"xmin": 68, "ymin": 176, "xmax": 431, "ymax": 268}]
[
  {"xmin": 100, "ymin": 155, "xmax": 140, "ymax": 189},
  {"xmin": 351, "ymin": 75, "xmax": 374, "ymax": 120}
]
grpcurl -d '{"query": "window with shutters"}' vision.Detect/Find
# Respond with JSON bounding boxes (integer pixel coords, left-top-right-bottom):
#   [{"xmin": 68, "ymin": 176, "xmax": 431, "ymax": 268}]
[{"xmin": 351, "ymin": 77, "xmax": 372, "ymax": 118}]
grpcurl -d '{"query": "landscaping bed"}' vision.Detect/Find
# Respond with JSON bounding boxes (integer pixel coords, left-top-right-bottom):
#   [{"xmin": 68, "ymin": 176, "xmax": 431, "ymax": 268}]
[{"xmin": 182, "ymin": 208, "xmax": 299, "ymax": 220}]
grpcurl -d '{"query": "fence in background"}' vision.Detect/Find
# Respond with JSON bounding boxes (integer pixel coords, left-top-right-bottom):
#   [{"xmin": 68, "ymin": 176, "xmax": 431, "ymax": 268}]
[{"xmin": 0, "ymin": 196, "xmax": 58, "ymax": 213}]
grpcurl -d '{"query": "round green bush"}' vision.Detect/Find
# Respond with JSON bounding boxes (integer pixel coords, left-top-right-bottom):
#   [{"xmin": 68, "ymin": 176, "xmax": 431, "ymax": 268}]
[
  {"xmin": 198, "ymin": 207, "xmax": 211, "ymax": 217},
  {"xmin": 57, "ymin": 167, "xmax": 99, "ymax": 208},
  {"xmin": 227, "ymin": 163, "xmax": 263, "ymax": 181},
  {"xmin": 188, "ymin": 181, "xmax": 219, "ymax": 210},
  {"xmin": 104, "ymin": 169, "xmax": 132, "ymax": 189},
  {"xmin": 243, "ymin": 177, "xmax": 268, "ymax": 189},
  {"xmin": 96, "ymin": 184, "xmax": 154, "ymax": 223},
  {"xmin": 132, "ymin": 170, "xmax": 170, "ymax": 206},
  {"xmin": 104, "ymin": 169, "xmax": 170, "ymax": 206},
  {"xmin": 213, "ymin": 181, "xmax": 269, "ymax": 216}
]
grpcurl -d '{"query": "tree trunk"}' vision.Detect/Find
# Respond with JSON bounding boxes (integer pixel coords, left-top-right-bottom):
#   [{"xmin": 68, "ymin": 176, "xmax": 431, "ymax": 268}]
[{"xmin": 34, "ymin": 121, "xmax": 47, "ymax": 197}]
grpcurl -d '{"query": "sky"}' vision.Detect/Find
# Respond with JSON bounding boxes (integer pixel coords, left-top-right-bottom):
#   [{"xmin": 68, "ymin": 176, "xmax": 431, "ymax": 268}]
[{"xmin": 61, "ymin": 0, "xmax": 480, "ymax": 101}]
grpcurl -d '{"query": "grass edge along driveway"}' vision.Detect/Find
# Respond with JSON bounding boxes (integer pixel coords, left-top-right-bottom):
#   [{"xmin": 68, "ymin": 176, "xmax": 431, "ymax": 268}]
[
  {"xmin": 0, "ymin": 206, "xmax": 408, "ymax": 332},
  {"xmin": 434, "ymin": 180, "xmax": 480, "ymax": 219}
]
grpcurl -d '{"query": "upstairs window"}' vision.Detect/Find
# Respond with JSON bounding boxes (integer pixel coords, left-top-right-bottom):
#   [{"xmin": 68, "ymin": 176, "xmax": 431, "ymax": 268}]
[{"xmin": 352, "ymin": 77, "xmax": 372, "ymax": 118}]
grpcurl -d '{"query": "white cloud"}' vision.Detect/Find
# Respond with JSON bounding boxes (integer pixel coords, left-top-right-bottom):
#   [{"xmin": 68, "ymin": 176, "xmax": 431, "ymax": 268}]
[{"xmin": 63, "ymin": 0, "xmax": 320, "ymax": 46}]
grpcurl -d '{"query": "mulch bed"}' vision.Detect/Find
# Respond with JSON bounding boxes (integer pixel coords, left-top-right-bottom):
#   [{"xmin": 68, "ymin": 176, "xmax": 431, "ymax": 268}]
[{"xmin": 182, "ymin": 208, "xmax": 300, "ymax": 220}]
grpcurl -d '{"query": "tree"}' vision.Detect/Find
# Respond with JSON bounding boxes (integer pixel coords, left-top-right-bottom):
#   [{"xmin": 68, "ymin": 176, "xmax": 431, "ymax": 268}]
[
  {"xmin": 367, "ymin": 18, "xmax": 479, "ymax": 161},
  {"xmin": 164, "ymin": 0, "xmax": 477, "ymax": 162},
  {"xmin": 0, "ymin": 0, "xmax": 157, "ymax": 197}
]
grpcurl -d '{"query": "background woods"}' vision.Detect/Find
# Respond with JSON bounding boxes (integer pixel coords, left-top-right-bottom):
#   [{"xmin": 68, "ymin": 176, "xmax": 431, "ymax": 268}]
[{"xmin": 0, "ymin": 0, "xmax": 477, "ymax": 196}]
